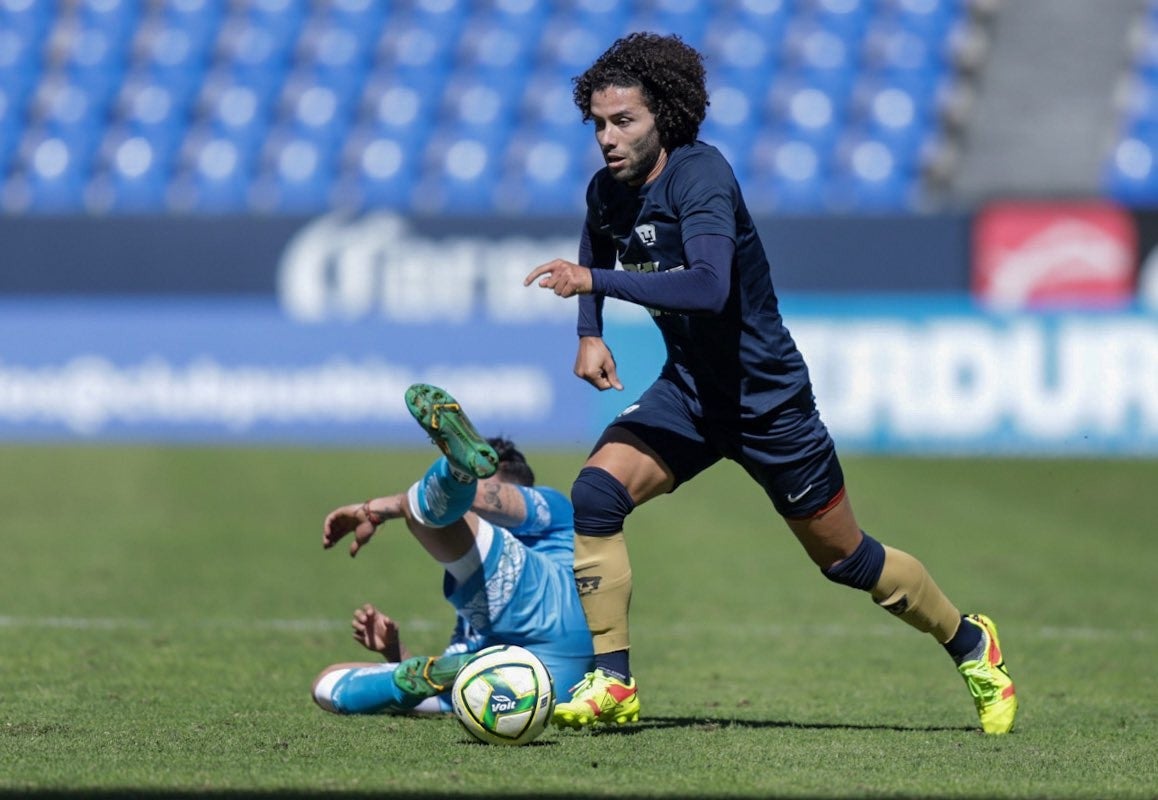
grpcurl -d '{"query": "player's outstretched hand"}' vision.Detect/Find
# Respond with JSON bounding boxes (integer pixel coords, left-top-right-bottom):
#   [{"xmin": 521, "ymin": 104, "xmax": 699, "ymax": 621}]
[
  {"xmin": 524, "ymin": 258, "xmax": 593, "ymax": 298},
  {"xmin": 351, "ymin": 603, "xmax": 407, "ymax": 662},
  {"xmin": 322, "ymin": 495, "xmax": 403, "ymax": 557}
]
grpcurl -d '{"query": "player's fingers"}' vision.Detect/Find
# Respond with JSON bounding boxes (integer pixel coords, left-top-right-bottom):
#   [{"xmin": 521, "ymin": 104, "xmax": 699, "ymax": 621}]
[
  {"xmin": 349, "ymin": 522, "xmax": 376, "ymax": 557},
  {"xmin": 603, "ymin": 363, "xmax": 624, "ymax": 390},
  {"xmin": 523, "ymin": 261, "xmax": 557, "ymax": 286}
]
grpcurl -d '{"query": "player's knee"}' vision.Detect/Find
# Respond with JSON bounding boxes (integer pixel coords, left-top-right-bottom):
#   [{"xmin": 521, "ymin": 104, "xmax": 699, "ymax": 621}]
[
  {"xmin": 571, "ymin": 466, "xmax": 635, "ymax": 536},
  {"xmin": 311, "ymin": 666, "xmax": 352, "ymax": 714},
  {"xmin": 822, "ymin": 531, "xmax": 885, "ymax": 591}
]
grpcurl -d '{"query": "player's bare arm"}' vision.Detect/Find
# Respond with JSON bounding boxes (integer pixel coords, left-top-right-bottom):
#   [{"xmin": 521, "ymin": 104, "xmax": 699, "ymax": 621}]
[
  {"xmin": 470, "ymin": 476, "xmax": 528, "ymax": 529},
  {"xmin": 322, "ymin": 494, "xmax": 405, "ymax": 557},
  {"xmin": 524, "ymin": 259, "xmax": 594, "ymax": 298},
  {"xmin": 575, "ymin": 335, "xmax": 623, "ymax": 391}
]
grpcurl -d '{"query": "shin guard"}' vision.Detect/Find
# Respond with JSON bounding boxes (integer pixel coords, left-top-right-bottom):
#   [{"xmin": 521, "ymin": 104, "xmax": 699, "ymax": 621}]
[
  {"xmin": 871, "ymin": 545, "xmax": 962, "ymax": 643},
  {"xmin": 573, "ymin": 532, "xmax": 632, "ymax": 654}
]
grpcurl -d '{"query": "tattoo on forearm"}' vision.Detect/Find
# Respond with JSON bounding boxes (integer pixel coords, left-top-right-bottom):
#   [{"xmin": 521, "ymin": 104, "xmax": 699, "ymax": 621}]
[{"xmin": 483, "ymin": 483, "xmax": 503, "ymax": 511}]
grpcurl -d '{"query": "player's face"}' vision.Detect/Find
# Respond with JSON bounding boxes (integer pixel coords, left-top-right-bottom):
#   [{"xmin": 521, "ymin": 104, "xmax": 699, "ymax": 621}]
[{"xmin": 589, "ymin": 85, "xmax": 667, "ymax": 186}]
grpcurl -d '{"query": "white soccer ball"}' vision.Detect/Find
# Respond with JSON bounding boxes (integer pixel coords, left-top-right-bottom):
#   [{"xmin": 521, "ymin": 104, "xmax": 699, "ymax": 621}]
[{"xmin": 450, "ymin": 644, "xmax": 555, "ymax": 746}]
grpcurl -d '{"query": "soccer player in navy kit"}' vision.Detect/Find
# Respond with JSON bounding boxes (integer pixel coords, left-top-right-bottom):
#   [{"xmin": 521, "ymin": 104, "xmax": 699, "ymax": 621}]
[{"xmin": 524, "ymin": 32, "xmax": 1017, "ymax": 734}]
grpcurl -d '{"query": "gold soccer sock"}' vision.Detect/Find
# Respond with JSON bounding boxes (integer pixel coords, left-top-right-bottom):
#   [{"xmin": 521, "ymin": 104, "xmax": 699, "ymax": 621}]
[
  {"xmin": 573, "ymin": 532, "xmax": 633, "ymax": 654},
  {"xmin": 870, "ymin": 545, "xmax": 962, "ymax": 643}
]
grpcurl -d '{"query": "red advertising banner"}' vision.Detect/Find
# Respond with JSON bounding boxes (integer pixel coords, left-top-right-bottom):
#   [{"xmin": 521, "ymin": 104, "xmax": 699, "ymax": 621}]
[{"xmin": 973, "ymin": 202, "xmax": 1136, "ymax": 309}]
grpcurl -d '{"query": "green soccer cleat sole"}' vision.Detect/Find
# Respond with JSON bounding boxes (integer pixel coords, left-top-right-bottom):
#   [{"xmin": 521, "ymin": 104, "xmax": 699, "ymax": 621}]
[
  {"xmin": 405, "ymin": 383, "xmax": 498, "ymax": 479},
  {"xmin": 553, "ymin": 707, "xmax": 640, "ymax": 729}
]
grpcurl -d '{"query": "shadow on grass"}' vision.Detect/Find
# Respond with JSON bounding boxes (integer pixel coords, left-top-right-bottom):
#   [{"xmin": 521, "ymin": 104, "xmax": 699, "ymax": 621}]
[{"xmin": 592, "ymin": 714, "xmax": 976, "ymax": 735}]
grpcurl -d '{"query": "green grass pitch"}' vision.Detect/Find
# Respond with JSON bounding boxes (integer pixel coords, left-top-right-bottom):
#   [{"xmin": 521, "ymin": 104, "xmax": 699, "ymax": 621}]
[{"xmin": 1, "ymin": 444, "xmax": 1156, "ymax": 798}]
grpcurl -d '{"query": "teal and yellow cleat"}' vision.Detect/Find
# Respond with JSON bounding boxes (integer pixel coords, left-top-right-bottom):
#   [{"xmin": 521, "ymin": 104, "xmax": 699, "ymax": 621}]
[
  {"xmin": 553, "ymin": 669, "xmax": 640, "ymax": 729},
  {"xmin": 405, "ymin": 383, "xmax": 498, "ymax": 479},
  {"xmin": 392, "ymin": 652, "xmax": 474, "ymax": 699},
  {"xmin": 958, "ymin": 613, "xmax": 1018, "ymax": 734}
]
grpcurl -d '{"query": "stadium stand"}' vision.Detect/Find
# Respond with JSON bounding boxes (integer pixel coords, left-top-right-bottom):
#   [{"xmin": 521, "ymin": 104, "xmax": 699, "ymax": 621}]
[
  {"xmin": 1106, "ymin": 0, "xmax": 1158, "ymax": 204},
  {"xmin": 0, "ymin": 0, "xmax": 999, "ymax": 215}
]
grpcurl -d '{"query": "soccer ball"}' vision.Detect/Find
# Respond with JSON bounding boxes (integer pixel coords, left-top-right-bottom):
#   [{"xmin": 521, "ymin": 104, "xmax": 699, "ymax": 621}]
[{"xmin": 450, "ymin": 644, "xmax": 555, "ymax": 746}]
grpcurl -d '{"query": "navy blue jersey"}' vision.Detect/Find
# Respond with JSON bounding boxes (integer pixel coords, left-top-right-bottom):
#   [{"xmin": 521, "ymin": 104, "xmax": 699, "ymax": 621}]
[{"xmin": 580, "ymin": 141, "xmax": 811, "ymax": 419}]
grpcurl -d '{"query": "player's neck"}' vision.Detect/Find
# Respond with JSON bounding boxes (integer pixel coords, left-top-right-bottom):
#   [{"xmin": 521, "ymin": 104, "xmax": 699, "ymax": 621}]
[{"xmin": 635, "ymin": 149, "xmax": 669, "ymax": 187}]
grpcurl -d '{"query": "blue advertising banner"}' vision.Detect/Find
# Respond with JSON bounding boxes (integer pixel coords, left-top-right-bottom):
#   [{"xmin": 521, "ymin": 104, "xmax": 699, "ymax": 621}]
[
  {"xmin": 2, "ymin": 295, "xmax": 1156, "ymax": 455},
  {"xmin": 0, "ymin": 298, "xmax": 590, "ymax": 447},
  {"xmin": 602, "ymin": 296, "xmax": 1158, "ymax": 456}
]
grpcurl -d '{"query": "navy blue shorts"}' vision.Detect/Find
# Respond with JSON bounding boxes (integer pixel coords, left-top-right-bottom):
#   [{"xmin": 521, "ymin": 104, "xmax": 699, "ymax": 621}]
[{"xmin": 607, "ymin": 375, "xmax": 845, "ymax": 519}]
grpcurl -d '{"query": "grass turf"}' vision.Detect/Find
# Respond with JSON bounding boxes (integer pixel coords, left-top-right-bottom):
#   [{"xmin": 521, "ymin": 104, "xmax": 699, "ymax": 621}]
[{"xmin": 1, "ymin": 445, "xmax": 1155, "ymax": 798}]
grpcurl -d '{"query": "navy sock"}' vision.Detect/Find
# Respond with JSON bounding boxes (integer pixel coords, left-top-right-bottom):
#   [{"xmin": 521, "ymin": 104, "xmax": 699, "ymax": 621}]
[
  {"xmin": 595, "ymin": 650, "xmax": 631, "ymax": 682},
  {"xmin": 943, "ymin": 615, "xmax": 984, "ymax": 664}
]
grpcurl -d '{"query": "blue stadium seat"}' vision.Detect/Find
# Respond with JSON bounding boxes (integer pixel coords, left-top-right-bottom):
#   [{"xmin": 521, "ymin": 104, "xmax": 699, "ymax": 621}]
[
  {"xmin": 169, "ymin": 132, "xmax": 253, "ymax": 211},
  {"xmin": 251, "ymin": 134, "xmax": 333, "ymax": 213},
  {"xmin": 862, "ymin": 16, "xmax": 950, "ymax": 77},
  {"xmin": 0, "ymin": 0, "xmax": 53, "ymax": 39},
  {"xmin": 88, "ymin": 128, "xmax": 171, "ymax": 211},
  {"xmin": 356, "ymin": 70, "xmax": 439, "ymax": 151},
  {"xmin": 275, "ymin": 75, "xmax": 353, "ymax": 152},
  {"xmin": 766, "ymin": 79, "xmax": 848, "ymax": 152},
  {"xmin": 722, "ymin": 0, "xmax": 793, "ymax": 39},
  {"xmin": 338, "ymin": 126, "xmax": 418, "ymax": 210},
  {"xmin": 438, "ymin": 71, "xmax": 519, "ymax": 152},
  {"xmin": 293, "ymin": 16, "xmax": 373, "ymax": 93},
  {"xmin": 782, "ymin": 16, "xmax": 856, "ymax": 75},
  {"xmin": 404, "ymin": 0, "xmax": 469, "ymax": 42},
  {"xmin": 156, "ymin": 0, "xmax": 225, "ymax": 51},
  {"xmin": 799, "ymin": 0, "xmax": 874, "ymax": 38},
  {"xmin": 621, "ymin": 1, "xmax": 712, "ymax": 48},
  {"xmin": 212, "ymin": 12, "xmax": 298, "ymax": 88},
  {"xmin": 0, "ymin": 70, "xmax": 34, "ymax": 148},
  {"xmin": 703, "ymin": 20, "xmax": 782, "ymax": 76},
  {"xmin": 878, "ymin": 0, "xmax": 963, "ymax": 38},
  {"xmin": 494, "ymin": 130, "xmax": 587, "ymax": 214},
  {"xmin": 193, "ymin": 79, "xmax": 270, "ymax": 161},
  {"xmin": 554, "ymin": 0, "xmax": 622, "ymax": 46},
  {"xmin": 0, "ymin": 22, "xmax": 42, "ymax": 78},
  {"xmin": 456, "ymin": 19, "xmax": 537, "ymax": 77},
  {"xmin": 746, "ymin": 134, "xmax": 830, "ymax": 212},
  {"xmin": 47, "ymin": 19, "xmax": 129, "ymax": 80},
  {"xmin": 14, "ymin": 130, "xmax": 91, "ymax": 211},
  {"xmin": 411, "ymin": 131, "xmax": 501, "ymax": 214},
  {"xmin": 320, "ymin": 0, "xmax": 389, "ymax": 47},
  {"xmin": 536, "ymin": 17, "xmax": 607, "ymax": 74},
  {"xmin": 1104, "ymin": 128, "xmax": 1158, "ymax": 205},
  {"xmin": 849, "ymin": 81, "xmax": 934, "ymax": 162},
  {"xmin": 701, "ymin": 80, "xmax": 761, "ymax": 172},
  {"xmin": 130, "ymin": 14, "xmax": 212, "ymax": 81},
  {"xmin": 236, "ymin": 0, "xmax": 308, "ymax": 45},
  {"xmin": 74, "ymin": 0, "xmax": 141, "ymax": 39},
  {"xmin": 373, "ymin": 16, "xmax": 454, "ymax": 85},
  {"xmin": 830, "ymin": 135, "xmax": 914, "ymax": 209}
]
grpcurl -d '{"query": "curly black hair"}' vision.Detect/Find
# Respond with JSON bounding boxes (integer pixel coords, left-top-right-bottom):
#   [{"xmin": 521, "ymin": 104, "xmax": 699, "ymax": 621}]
[
  {"xmin": 572, "ymin": 31, "xmax": 709, "ymax": 150},
  {"xmin": 486, "ymin": 437, "xmax": 535, "ymax": 487}
]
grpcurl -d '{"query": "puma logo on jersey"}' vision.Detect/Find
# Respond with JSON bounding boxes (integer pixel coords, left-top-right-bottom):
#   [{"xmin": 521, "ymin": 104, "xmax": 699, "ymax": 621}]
[{"xmin": 634, "ymin": 224, "xmax": 657, "ymax": 246}]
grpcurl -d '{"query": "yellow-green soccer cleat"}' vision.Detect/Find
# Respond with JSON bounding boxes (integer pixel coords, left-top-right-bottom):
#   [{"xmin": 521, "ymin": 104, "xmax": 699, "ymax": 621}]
[
  {"xmin": 404, "ymin": 383, "xmax": 498, "ymax": 479},
  {"xmin": 553, "ymin": 669, "xmax": 640, "ymax": 729},
  {"xmin": 958, "ymin": 613, "xmax": 1017, "ymax": 734}
]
